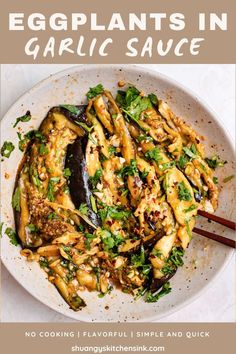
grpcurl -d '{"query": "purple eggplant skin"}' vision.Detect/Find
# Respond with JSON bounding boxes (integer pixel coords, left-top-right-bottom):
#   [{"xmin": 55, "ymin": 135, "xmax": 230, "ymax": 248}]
[
  {"xmin": 150, "ymin": 270, "xmax": 176, "ymax": 293},
  {"xmin": 65, "ymin": 137, "xmax": 101, "ymax": 229}
]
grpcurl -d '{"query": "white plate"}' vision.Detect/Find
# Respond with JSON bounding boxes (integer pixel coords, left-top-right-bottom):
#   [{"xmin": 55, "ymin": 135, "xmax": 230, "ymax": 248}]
[{"xmin": 1, "ymin": 65, "xmax": 235, "ymax": 322}]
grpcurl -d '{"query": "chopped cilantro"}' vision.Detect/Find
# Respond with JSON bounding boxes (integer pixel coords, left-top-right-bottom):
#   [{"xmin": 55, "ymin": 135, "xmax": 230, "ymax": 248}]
[
  {"xmin": 182, "ymin": 145, "xmax": 198, "ymax": 159},
  {"xmin": 100, "ymin": 229, "xmax": 124, "ymax": 251},
  {"xmin": 39, "ymin": 256, "xmax": 49, "ymax": 268},
  {"xmin": 86, "ymin": 84, "xmax": 104, "ymax": 100},
  {"xmin": 78, "ymin": 203, "xmax": 89, "ymax": 215},
  {"xmin": 213, "ymin": 176, "xmax": 218, "ymax": 184},
  {"xmin": 5, "ymin": 227, "xmax": 19, "ymax": 246},
  {"xmin": 63, "ymin": 167, "xmax": 71, "ymax": 178},
  {"xmin": 48, "ymin": 212, "xmax": 59, "ymax": 220},
  {"xmin": 159, "ymin": 161, "xmax": 176, "ymax": 171},
  {"xmin": 205, "ymin": 155, "xmax": 226, "ymax": 170},
  {"xmin": 38, "ymin": 143, "xmax": 48, "ymax": 155},
  {"xmin": 13, "ymin": 110, "xmax": 31, "ymax": 128},
  {"xmin": 89, "ymin": 169, "xmax": 102, "ymax": 189},
  {"xmin": 27, "ymin": 223, "xmax": 38, "ymax": 233},
  {"xmin": 90, "ymin": 195, "xmax": 97, "ymax": 213},
  {"xmin": 12, "ymin": 187, "xmax": 21, "ymax": 212},
  {"xmin": 75, "ymin": 121, "xmax": 94, "ymax": 133},
  {"xmin": 109, "ymin": 146, "xmax": 117, "ymax": 155},
  {"xmin": 184, "ymin": 204, "xmax": 197, "ymax": 213},
  {"xmin": 145, "ymin": 147, "xmax": 162, "ymax": 163},
  {"xmin": 148, "ymin": 93, "xmax": 159, "ymax": 106},
  {"xmin": 60, "ymin": 104, "xmax": 83, "ymax": 115},
  {"xmin": 115, "ymin": 159, "xmax": 138, "ymax": 178},
  {"xmin": 1, "ymin": 141, "xmax": 15, "ymax": 158},
  {"xmin": 145, "ymin": 282, "xmax": 172, "ymax": 303},
  {"xmin": 178, "ymin": 155, "xmax": 189, "ymax": 169},
  {"xmin": 177, "ymin": 182, "xmax": 192, "ymax": 201},
  {"xmin": 47, "ymin": 177, "xmax": 60, "ymax": 202},
  {"xmin": 98, "ymin": 205, "xmax": 131, "ymax": 222}
]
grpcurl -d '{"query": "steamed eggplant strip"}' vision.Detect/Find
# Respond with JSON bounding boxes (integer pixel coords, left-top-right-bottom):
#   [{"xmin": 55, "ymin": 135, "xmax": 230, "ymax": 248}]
[{"xmin": 13, "ymin": 84, "xmax": 221, "ymax": 310}]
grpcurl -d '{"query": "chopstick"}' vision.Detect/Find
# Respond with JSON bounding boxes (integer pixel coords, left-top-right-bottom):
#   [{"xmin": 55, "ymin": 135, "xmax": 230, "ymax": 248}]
[
  {"xmin": 193, "ymin": 227, "xmax": 236, "ymax": 248},
  {"xmin": 194, "ymin": 210, "xmax": 236, "ymax": 248},
  {"xmin": 198, "ymin": 210, "xmax": 236, "ymax": 230}
]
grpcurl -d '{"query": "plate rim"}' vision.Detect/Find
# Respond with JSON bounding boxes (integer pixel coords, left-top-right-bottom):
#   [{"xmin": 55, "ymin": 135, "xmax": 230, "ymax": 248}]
[{"xmin": 1, "ymin": 64, "xmax": 235, "ymax": 322}]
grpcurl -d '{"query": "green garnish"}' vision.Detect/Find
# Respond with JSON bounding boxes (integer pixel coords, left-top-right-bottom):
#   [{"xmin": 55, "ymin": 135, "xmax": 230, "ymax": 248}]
[
  {"xmin": 12, "ymin": 187, "xmax": 21, "ymax": 212},
  {"xmin": 98, "ymin": 205, "xmax": 131, "ymax": 222},
  {"xmin": 100, "ymin": 229, "xmax": 124, "ymax": 251},
  {"xmin": 213, "ymin": 176, "xmax": 218, "ymax": 184},
  {"xmin": 159, "ymin": 161, "xmax": 176, "ymax": 171},
  {"xmin": 152, "ymin": 249, "xmax": 163, "ymax": 258},
  {"xmin": 148, "ymin": 93, "xmax": 159, "ymax": 106},
  {"xmin": 184, "ymin": 204, "xmax": 197, "ymax": 213},
  {"xmin": 89, "ymin": 169, "xmax": 102, "ymax": 189},
  {"xmin": 205, "ymin": 155, "xmax": 226, "ymax": 170},
  {"xmin": 63, "ymin": 168, "xmax": 71, "ymax": 178},
  {"xmin": 86, "ymin": 84, "xmax": 104, "ymax": 100},
  {"xmin": 161, "ymin": 247, "xmax": 185, "ymax": 275},
  {"xmin": 38, "ymin": 143, "xmax": 48, "ymax": 155},
  {"xmin": 177, "ymin": 182, "xmax": 192, "ymax": 201},
  {"xmin": 75, "ymin": 121, "xmax": 94, "ymax": 133},
  {"xmin": 223, "ymin": 175, "xmax": 234, "ymax": 183},
  {"xmin": 145, "ymin": 282, "xmax": 172, "ymax": 303},
  {"xmin": 27, "ymin": 223, "xmax": 38, "ymax": 233},
  {"xmin": 84, "ymin": 233, "xmax": 97, "ymax": 250},
  {"xmin": 178, "ymin": 155, "xmax": 189, "ymax": 169},
  {"xmin": 47, "ymin": 177, "xmax": 60, "ymax": 202},
  {"xmin": 48, "ymin": 212, "xmax": 59, "ymax": 220},
  {"xmin": 182, "ymin": 145, "xmax": 198, "ymax": 159},
  {"xmin": 145, "ymin": 147, "xmax": 162, "ymax": 163},
  {"xmin": 78, "ymin": 203, "xmax": 89, "ymax": 215},
  {"xmin": 131, "ymin": 245, "xmax": 145, "ymax": 268},
  {"xmin": 13, "ymin": 110, "xmax": 31, "ymax": 128},
  {"xmin": 108, "ymin": 146, "xmax": 117, "ymax": 155},
  {"xmin": 136, "ymin": 135, "xmax": 153, "ymax": 143},
  {"xmin": 90, "ymin": 195, "xmax": 97, "ymax": 213},
  {"xmin": 1, "ymin": 141, "xmax": 15, "ymax": 158},
  {"xmin": 60, "ymin": 104, "xmax": 83, "ymax": 115},
  {"xmin": 5, "ymin": 227, "xmax": 19, "ymax": 246},
  {"xmin": 115, "ymin": 159, "xmax": 138, "ymax": 178},
  {"xmin": 39, "ymin": 256, "xmax": 49, "ymax": 268}
]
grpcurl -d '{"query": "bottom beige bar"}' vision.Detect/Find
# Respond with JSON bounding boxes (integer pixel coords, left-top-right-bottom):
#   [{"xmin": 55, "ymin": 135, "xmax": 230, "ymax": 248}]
[{"xmin": 0, "ymin": 323, "xmax": 234, "ymax": 354}]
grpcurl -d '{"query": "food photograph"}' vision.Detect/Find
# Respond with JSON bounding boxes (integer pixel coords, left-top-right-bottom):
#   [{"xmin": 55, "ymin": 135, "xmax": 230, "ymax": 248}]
[{"xmin": 1, "ymin": 64, "xmax": 235, "ymax": 322}]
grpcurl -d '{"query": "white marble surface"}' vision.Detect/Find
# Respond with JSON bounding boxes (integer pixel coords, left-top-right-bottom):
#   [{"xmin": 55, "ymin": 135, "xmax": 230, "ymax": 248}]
[{"xmin": 1, "ymin": 64, "xmax": 235, "ymax": 322}]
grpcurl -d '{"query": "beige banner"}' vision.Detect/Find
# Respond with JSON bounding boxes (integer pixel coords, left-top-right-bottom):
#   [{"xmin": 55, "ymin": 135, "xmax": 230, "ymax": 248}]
[
  {"xmin": 0, "ymin": 0, "xmax": 235, "ymax": 63},
  {"xmin": 0, "ymin": 323, "xmax": 235, "ymax": 354}
]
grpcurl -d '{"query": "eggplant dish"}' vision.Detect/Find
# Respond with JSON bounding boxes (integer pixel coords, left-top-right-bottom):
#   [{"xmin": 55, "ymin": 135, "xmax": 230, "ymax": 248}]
[{"xmin": 13, "ymin": 84, "xmax": 220, "ymax": 310}]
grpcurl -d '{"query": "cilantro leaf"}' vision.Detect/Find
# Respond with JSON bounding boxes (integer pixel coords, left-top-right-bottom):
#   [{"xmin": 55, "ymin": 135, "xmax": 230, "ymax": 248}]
[
  {"xmin": 13, "ymin": 110, "xmax": 31, "ymax": 128},
  {"xmin": 78, "ymin": 203, "xmax": 89, "ymax": 215},
  {"xmin": 148, "ymin": 93, "xmax": 159, "ymax": 106},
  {"xmin": 145, "ymin": 147, "xmax": 162, "ymax": 163},
  {"xmin": 86, "ymin": 84, "xmax": 104, "ymax": 100},
  {"xmin": 5, "ymin": 227, "xmax": 19, "ymax": 246},
  {"xmin": 12, "ymin": 187, "xmax": 21, "ymax": 212},
  {"xmin": 177, "ymin": 182, "xmax": 192, "ymax": 201},
  {"xmin": 89, "ymin": 169, "xmax": 102, "ymax": 189},
  {"xmin": 47, "ymin": 177, "xmax": 60, "ymax": 201},
  {"xmin": 115, "ymin": 159, "xmax": 138, "ymax": 178},
  {"xmin": 63, "ymin": 167, "xmax": 71, "ymax": 178},
  {"xmin": 60, "ymin": 105, "xmax": 83, "ymax": 115},
  {"xmin": 145, "ymin": 282, "xmax": 172, "ymax": 303},
  {"xmin": 182, "ymin": 145, "xmax": 198, "ymax": 159},
  {"xmin": 1, "ymin": 141, "xmax": 15, "ymax": 158},
  {"xmin": 205, "ymin": 155, "xmax": 226, "ymax": 170}
]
